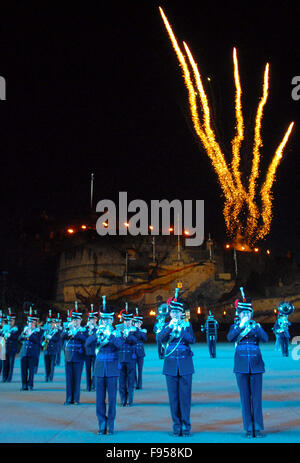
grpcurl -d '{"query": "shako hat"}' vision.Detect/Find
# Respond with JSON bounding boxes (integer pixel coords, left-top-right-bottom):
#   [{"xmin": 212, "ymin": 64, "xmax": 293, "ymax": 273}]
[
  {"xmin": 120, "ymin": 302, "xmax": 133, "ymax": 321},
  {"xmin": 236, "ymin": 287, "xmax": 253, "ymax": 314},
  {"xmin": 99, "ymin": 296, "xmax": 115, "ymax": 319},
  {"xmin": 134, "ymin": 307, "xmax": 143, "ymax": 321},
  {"xmin": 88, "ymin": 303, "xmax": 99, "ymax": 319},
  {"xmin": 70, "ymin": 301, "xmax": 82, "ymax": 319},
  {"xmin": 168, "ymin": 288, "xmax": 185, "ymax": 312}
]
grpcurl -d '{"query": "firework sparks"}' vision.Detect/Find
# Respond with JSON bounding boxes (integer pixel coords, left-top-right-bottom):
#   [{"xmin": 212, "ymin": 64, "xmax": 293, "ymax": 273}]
[{"xmin": 159, "ymin": 7, "xmax": 294, "ymax": 245}]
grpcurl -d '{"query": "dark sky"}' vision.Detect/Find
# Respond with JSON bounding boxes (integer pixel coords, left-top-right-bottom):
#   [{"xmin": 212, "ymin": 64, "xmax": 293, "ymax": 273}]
[{"xmin": 0, "ymin": 1, "xmax": 299, "ymax": 256}]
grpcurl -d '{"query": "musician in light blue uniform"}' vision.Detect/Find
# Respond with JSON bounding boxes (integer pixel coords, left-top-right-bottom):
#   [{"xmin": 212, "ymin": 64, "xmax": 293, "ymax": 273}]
[
  {"xmin": 41, "ymin": 310, "xmax": 60, "ymax": 382},
  {"xmin": 272, "ymin": 302, "xmax": 294, "ymax": 357},
  {"xmin": 118, "ymin": 304, "xmax": 138, "ymax": 407},
  {"xmin": 62, "ymin": 303, "xmax": 88, "ymax": 405},
  {"xmin": 153, "ymin": 303, "xmax": 169, "ymax": 359},
  {"xmin": 1, "ymin": 309, "xmax": 20, "ymax": 382},
  {"xmin": 0, "ymin": 313, "xmax": 8, "ymax": 376},
  {"xmin": 201, "ymin": 310, "xmax": 219, "ymax": 358},
  {"xmin": 227, "ymin": 288, "xmax": 268, "ymax": 438},
  {"xmin": 84, "ymin": 305, "xmax": 98, "ymax": 391},
  {"xmin": 86, "ymin": 296, "xmax": 124, "ymax": 435},
  {"xmin": 133, "ymin": 308, "xmax": 147, "ymax": 390},
  {"xmin": 157, "ymin": 288, "xmax": 195, "ymax": 437}
]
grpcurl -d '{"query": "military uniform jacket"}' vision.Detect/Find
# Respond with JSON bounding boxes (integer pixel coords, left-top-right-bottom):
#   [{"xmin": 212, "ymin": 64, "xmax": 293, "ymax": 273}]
[
  {"xmin": 84, "ymin": 326, "xmax": 97, "ymax": 356},
  {"xmin": 87, "ymin": 333, "xmax": 124, "ymax": 377},
  {"xmin": 19, "ymin": 328, "xmax": 42, "ymax": 358},
  {"xmin": 1, "ymin": 326, "xmax": 20, "ymax": 354},
  {"xmin": 62, "ymin": 328, "xmax": 88, "ymax": 362},
  {"xmin": 273, "ymin": 320, "xmax": 291, "ymax": 339},
  {"xmin": 157, "ymin": 324, "xmax": 195, "ymax": 376},
  {"xmin": 134, "ymin": 328, "xmax": 147, "ymax": 358},
  {"xmin": 118, "ymin": 331, "xmax": 138, "ymax": 363},
  {"xmin": 227, "ymin": 323, "xmax": 268, "ymax": 373},
  {"xmin": 204, "ymin": 319, "xmax": 219, "ymax": 338},
  {"xmin": 42, "ymin": 330, "xmax": 60, "ymax": 355}
]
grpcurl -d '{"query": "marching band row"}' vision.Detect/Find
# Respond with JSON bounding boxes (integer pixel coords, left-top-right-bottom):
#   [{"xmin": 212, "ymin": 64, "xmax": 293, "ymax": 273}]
[{"xmin": 0, "ymin": 288, "xmax": 294, "ymax": 438}]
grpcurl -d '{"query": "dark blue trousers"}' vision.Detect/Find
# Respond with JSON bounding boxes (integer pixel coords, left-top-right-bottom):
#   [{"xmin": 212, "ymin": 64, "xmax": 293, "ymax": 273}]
[
  {"xmin": 207, "ymin": 336, "xmax": 217, "ymax": 358},
  {"xmin": 165, "ymin": 373, "xmax": 192, "ymax": 433},
  {"xmin": 235, "ymin": 372, "xmax": 264, "ymax": 432},
  {"xmin": 3, "ymin": 352, "xmax": 16, "ymax": 382},
  {"xmin": 119, "ymin": 361, "xmax": 135, "ymax": 405},
  {"xmin": 135, "ymin": 357, "xmax": 144, "ymax": 388},
  {"xmin": 280, "ymin": 336, "xmax": 289, "ymax": 356},
  {"xmin": 21, "ymin": 356, "xmax": 36, "ymax": 389},
  {"xmin": 96, "ymin": 376, "xmax": 118, "ymax": 432},
  {"xmin": 65, "ymin": 361, "xmax": 84, "ymax": 403},
  {"xmin": 56, "ymin": 345, "xmax": 62, "ymax": 366},
  {"xmin": 85, "ymin": 355, "xmax": 96, "ymax": 390},
  {"xmin": 44, "ymin": 354, "xmax": 56, "ymax": 381}
]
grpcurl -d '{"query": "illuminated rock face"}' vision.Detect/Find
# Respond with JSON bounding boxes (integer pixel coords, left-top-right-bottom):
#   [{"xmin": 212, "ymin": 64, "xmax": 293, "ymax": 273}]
[{"xmin": 54, "ymin": 236, "xmax": 235, "ymax": 319}]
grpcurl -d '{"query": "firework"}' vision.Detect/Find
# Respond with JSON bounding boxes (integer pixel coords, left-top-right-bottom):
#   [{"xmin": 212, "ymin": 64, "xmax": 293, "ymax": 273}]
[{"xmin": 159, "ymin": 7, "xmax": 294, "ymax": 245}]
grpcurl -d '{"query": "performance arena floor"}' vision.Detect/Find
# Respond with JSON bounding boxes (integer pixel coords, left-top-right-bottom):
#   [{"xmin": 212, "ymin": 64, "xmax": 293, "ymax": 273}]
[{"xmin": 0, "ymin": 342, "xmax": 300, "ymax": 444}]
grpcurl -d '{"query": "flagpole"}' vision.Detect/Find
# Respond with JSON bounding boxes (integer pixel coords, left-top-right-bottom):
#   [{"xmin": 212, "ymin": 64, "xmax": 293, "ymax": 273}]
[{"xmin": 90, "ymin": 173, "xmax": 94, "ymax": 209}]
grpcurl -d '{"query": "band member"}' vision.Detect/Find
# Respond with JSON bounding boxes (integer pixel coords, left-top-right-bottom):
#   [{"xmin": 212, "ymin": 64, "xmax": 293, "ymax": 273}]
[
  {"xmin": 84, "ymin": 305, "xmax": 98, "ymax": 391},
  {"xmin": 201, "ymin": 310, "xmax": 219, "ymax": 358},
  {"xmin": 62, "ymin": 303, "xmax": 88, "ymax": 405},
  {"xmin": 153, "ymin": 303, "xmax": 169, "ymax": 359},
  {"xmin": 0, "ymin": 312, "xmax": 8, "ymax": 376},
  {"xmin": 86, "ymin": 296, "xmax": 124, "ymax": 435},
  {"xmin": 2, "ymin": 308, "xmax": 20, "ymax": 382},
  {"xmin": 227, "ymin": 287, "xmax": 268, "ymax": 438},
  {"xmin": 157, "ymin": 288, "xmax": 195, "ymax": 437},
  {"xmin": 272, "ymin": 302, "xmax": 294, "ymax": 357},
  {"xmin": 18, "ymin": 308, "xmax": 42, "ymax": 391},
  {"xmin": 117, "ymin": 303, "xmax": 138, "ymax": 407},
  {"xmin": 33, "ymin": 310, "xmax": 42, "ymax": 374},
  {"xmin": 133, "ymin": 308, "xmax": 147, "ymax": 390},
  {"xmin": 55, "ymin": 313, "xmax": 63, "ymax": 366},
  {"xmin": 41, "ymin": 310, "xmax": 60, "ymax": 382}
]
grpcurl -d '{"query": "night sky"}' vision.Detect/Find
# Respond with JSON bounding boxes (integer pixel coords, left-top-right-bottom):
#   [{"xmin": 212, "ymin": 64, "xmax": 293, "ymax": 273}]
[{"xmin": 0, "ymin": 1, "xmax": 299, "ymax": 257}]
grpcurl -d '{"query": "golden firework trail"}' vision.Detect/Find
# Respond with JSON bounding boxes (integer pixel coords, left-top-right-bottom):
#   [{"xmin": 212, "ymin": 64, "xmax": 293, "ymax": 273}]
[{"xmin": 159, "ymin": 7, "xmax": 294, "ymax": 245}]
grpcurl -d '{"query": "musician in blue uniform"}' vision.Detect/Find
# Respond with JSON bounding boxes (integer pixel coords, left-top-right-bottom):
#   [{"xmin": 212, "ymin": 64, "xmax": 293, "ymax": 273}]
[
  {"xmin": 272, "ymin": 302, "xmax": 294, "ymax": 357},
  {"xmin": 84, "ymin": 305, "xmax": 98, "ymax": 391},
  {"xmin": 41, "ymin": 311, "xmax": 60, "ymax": 382},
  {"xmin": 62, "ymin": 304, "xmax": 88, "ymax": 405},
  {"xmin": 157, "ymin": 288, "xmax": 195, "ymax": 437},
  {"xmin": 201, "ymin": 310, "xmax": 219, "ymax": 358},
  {"xmin": 18, "ymin": 309, "xmax": 42, "ymax": 391},
  {"xmin": 55, "ymin": 314, "xmax": 63, "ymax": 366},
  {"xmin": 118, "ymin": 304, "xmax": 138, "ymax": 407},
  {"xmin": 2, "ymin": 308, "xmax": 20, "ymax": 382},
  {"xmin": 133, "ymin": 308, "xmax": 147, "ymax": 390},
  {"xmin": 227, "ymin": 288, "xmax": 268, "ymax": 438},
  {"xmin": 86, "ymin": 296, "xmax": 124, "ymax": 435}
]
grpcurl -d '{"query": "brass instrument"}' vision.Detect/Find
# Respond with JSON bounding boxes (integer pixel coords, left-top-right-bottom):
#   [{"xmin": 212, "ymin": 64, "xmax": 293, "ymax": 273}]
[
  {"xmin": 42, "ymin": 326, "xmax": 57, "ymax": 351},
  {"xmin": 169, "ymin": 318, "xmax": 190, "ymax": 339},
  {"xmin": 3, "ymin": 325, "xmax": 18, "ymax": 340},
  {"xmin": 154, "ymin": 303, "xmax": 169, "ymax": 334},
  {"xmin": 63, "ymin": 321, "xmax": 81, "ymax": 338},
  {"xmin": 276, "ymin": 316, "xmax": 289, "ymax": 334}
]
